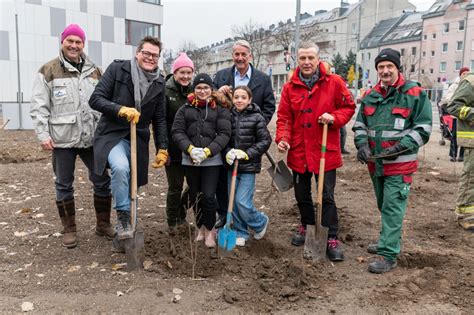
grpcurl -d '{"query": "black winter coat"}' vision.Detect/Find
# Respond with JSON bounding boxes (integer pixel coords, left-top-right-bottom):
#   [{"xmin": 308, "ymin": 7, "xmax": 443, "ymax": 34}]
[
  {"xmin": 226, "ymin": 103, "xmax": 271, "ymax": 173},
  {"xmin": 171, "ymin": 101, "xmax": 231, "ymax": 157},
  {"xmin": 213, "ymin": 64, "xmax": 276, "ymax": 124},
  {"xmin": 165, "ymin": 74, "xmax": 192, "ymax": 162},
  {"xmin": 89, "ymin": 60, "xmax": 168, "ymax": 187}
]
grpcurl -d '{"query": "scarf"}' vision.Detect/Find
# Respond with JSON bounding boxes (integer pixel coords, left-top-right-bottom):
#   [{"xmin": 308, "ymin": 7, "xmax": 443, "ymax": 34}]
[
  {"xmin": 130, "ymin": 56, "xmax": 160, "ymax": 110},
  {"xmin": 187, "ymin": 93, "xmax": 217, "ymax": 109},
  {"xmin": 298, "ymin": 67, "xmax": 320, "ymax": 90}
]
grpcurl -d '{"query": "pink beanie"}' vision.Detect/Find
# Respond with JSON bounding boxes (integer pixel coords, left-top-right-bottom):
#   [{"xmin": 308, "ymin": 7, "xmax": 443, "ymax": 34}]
[
  {"xmin": 61, "ymin": 24, "xmax": 86, "ymax": 43},
  {"xmin": 172, "ymin": 52, "xmax": 194, "ymax": 73}
]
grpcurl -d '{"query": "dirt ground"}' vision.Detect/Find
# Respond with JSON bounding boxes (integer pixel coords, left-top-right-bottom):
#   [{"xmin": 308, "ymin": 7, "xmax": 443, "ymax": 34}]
[{"xmin": 0, "ymin": 114, "xmax": 473, "ymax": 314}]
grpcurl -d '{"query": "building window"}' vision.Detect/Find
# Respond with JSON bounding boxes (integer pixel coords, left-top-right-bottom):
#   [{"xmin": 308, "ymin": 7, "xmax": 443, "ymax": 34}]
[
  {"xmin": 422, "ymin": 51, "xmax": 426, "ymax": 57},
  {"xmin": 411, "ymin": 47, "xmax": 416, "ymax": 56},
  {"xmin": 334, "ymin": 26, "xmax": 337, "ymax": 33},
  {"xmin": 442, "ymin": 43, "xmax": 448, "ymax": 53},
  {"xmin": 423, "ymin": 34, "xmax": 427, "ymax": 40},
  {"xmin": 410, "ymin": 64, "xmax": 415, "ymax": 73},
  {"xmin": 471, "ymin": 60, "xmax": 474, "ymax": 70},
  {"xmin": 440, "ymin": 62, "xmax": 446, "ymax": 72},
  {"xmin": 125, "ymin": 20, "xmax": 160, "ymax": 46},
  {"xmin": 457, "ymin": 41, "xmax": 463, "ymax": 51},
  {"xmin": 421, "ymin": 69, "xmax": 425, "ymax": 74},
  {"xmin": 361, "ymin": 53, "xmax": 364, "ymax": 61},
  {"xmin": 459, "ymin": 20, "xmax": 465, "ymax": 31},
  {"xmin": 139, "ymin": 0, "xmax": 161, "ymax": 4},
  {"xmin": 443, "ymin": 23, "xmax": 449, "ymax": 33},
  {"xmin": 431, "ymin": 50, "xmax": 435, "ymax": 57},
  {"xmin": 352, "ymin": 23, "xmax": 357, "ymax": 34},
  {"xmin": 401, "ymin": 48, "xmax": 405, "ymax": 56},
  {"xmin": 430, "ymin": 68, "xmax": 434, "ymax": 74},
  {"xmin": 432, "ymin": 33, "xmax": 436, "ymax": 39},
  {"xmin": 455, "ymin": 61, "xmax": 461, "ymax": 71},
  {"xmin": 472, "ymin": 40, "xmax": 474, "ymax": 50},
  {"xmin": 368, "ymin": 52, "xmax": 371, "ymax": 60}
]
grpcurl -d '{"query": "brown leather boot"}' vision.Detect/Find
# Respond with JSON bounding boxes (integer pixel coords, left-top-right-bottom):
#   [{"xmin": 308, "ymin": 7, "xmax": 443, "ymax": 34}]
[
  {"xmin": 94, "ymin": 194, "xmax": 116, "ymax": 239},
  {"xmin": 56, "ymin": 197, "xmax": 77, "ymax": 248}
]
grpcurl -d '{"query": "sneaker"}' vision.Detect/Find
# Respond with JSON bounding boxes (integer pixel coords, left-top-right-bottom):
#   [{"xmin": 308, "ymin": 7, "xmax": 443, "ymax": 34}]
[
  {"xmin": 254, "ymin": 216, "xmax": 269, "ymax": 240},
  {"xmin": 327, "ymin": 238, "xmax": 344, "ymax": 261},
  {"xmin": 450, "ymin": 157, "xmax": 456, "ymax": 162},
  {"xmin": 236, "ymin": 237, "xmax": 246, "ymax": 247},
  {"xmin": 111, "ymin": 236, "xmax": 125, "ymax": 253},
  {"xmin": 367, "ymin": 243, "xmax": 378, "ymax": 254},
  {"xmin": 195, "ymin": 226, "xmax": 205, "ymax": 242},
  {"xmin": 458, "ymin": 219, "xmax": 474, "ymax": 232},
  {"xmin": 458, "ymin": 157, "xmax": 464, "ymax": 162},
  {"xmin": 215, "ymin": 214, "xmax": 226, "ymax": 229},
  {"xmin": 368, "ymin": 257, "xmax": 397, "ymax": 274},
  {"xmin": 116, "ymin": 211, "xmax": 133, "ymax": 240},
  {"xmin": 291, "ymin": 225, "xmax": 306, "ymax": 246}
]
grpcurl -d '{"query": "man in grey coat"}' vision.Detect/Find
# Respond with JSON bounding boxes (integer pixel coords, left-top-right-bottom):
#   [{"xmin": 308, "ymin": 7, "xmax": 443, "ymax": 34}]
[{"xmin": 30, "ymin": 24, "xmax": 112, "ymax": 249}]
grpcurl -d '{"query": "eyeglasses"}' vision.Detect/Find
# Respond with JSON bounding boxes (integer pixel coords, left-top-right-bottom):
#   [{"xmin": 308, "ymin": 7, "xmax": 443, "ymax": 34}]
[
  {"xmin": 140, "ymin": 50, "xmax": 160, "ymax": 61},
  {"xmin": 195, "ymin": 86, "xmax": 211, "ymax": 92}
]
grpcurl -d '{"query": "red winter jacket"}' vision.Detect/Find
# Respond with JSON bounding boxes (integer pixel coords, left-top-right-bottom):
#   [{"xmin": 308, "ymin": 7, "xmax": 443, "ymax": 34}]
[{"xmin": 275, "ymin": 64, "xmax": 356, "ymax": 174}]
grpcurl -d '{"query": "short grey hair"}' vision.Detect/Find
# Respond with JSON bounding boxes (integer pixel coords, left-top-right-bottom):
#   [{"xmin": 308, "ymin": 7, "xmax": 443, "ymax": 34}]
[
  {"xmin": 233, "ymin": 40, "xmax": 252, "ymax": 54},
  {"xmin": 298, "ymin": 41, "xmax": 320, "ymax": 55}
]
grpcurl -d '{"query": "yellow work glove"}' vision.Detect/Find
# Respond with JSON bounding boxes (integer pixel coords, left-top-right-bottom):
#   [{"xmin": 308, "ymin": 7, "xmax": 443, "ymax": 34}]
[
  {"xmin": 151, "ymin": 149, "xmax": 168, "ymax": 168},
  {"xmin": 187, "ymin": 144, "xmax": 195, "ymax": 154},
  {"xmin": 118, "ymin": 106, "xmax": 140, "ymax": 124},
  {"xmin": 234, "ymin": 149, "xmax": 249, "ymax": 160},
  {"xmin": 203, "ymin": 147, "xmax": 211, "ymax": 157}
]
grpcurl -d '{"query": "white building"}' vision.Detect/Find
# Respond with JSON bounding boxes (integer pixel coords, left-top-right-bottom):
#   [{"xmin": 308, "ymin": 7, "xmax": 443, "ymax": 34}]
[{"xmin": 0, "ymin": 0, "xmax": 163, "ymax": 106}]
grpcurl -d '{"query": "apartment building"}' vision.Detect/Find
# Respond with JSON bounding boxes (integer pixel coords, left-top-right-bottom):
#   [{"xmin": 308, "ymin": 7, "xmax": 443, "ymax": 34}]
[{"xmin": 0, "ymin": 0, "xmax": 163, "ymax": 104}]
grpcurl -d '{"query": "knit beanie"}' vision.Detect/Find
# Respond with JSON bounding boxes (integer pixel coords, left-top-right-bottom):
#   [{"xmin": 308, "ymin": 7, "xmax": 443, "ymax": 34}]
[
  {"xmin": 459, "ymin": 67, "xmax": 470, "ymax": 76},
  {"xmin": 193, "ymin": 73, "xmax": 213, "ymax": 89},
  {"xmin": 375, "ymin": 48, "xmax": 401, "ymax": 70},
  {"xmin": 172, "ymin": 52, "xmax": 194, "ymax": 73},
  {"xmin": 61, "ymin": 24, "xmax": 86, "ymax": 43}
]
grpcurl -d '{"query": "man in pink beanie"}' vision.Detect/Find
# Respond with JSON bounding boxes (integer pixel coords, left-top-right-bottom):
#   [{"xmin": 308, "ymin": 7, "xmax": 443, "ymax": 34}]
[
  {"xmin": 30, "ymin": 22, "xmax": 113, "ymax": 249},
  {"xmin": 164, "ymin": 52, "xmax": 195, "ymax": 233}
]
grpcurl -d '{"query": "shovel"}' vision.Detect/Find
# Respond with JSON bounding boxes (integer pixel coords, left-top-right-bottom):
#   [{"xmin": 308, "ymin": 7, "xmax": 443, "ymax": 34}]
[
  {"xmin": 265, "ymin": 151, "xmax": 293, "ymax": 192},
  {"xmin": 303, "ymin": 123, "xmax": 329, "ymax": 262},
  {"xmin": 123, "ymin": 121, "xmax": 145, "ymax": 270},
  {"xmin": 217, "ymin": 160, "xmax": 239, "ymax": 252}
]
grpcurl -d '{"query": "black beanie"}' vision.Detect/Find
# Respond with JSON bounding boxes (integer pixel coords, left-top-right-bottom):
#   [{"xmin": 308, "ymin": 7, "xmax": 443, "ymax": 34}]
[
  {"xmin": 193, "ymin": 73, "xmax": 214, "ymax": 90},
  {"xmin": 375, "ymin": 48, "xmax": 401, "ymax": 70}
]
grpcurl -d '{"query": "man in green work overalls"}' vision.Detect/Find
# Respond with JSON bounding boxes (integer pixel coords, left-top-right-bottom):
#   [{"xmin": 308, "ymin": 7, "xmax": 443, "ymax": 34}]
[{"xmin": 352, "ymin": 48, "xmax": 432, "ymax": 273}]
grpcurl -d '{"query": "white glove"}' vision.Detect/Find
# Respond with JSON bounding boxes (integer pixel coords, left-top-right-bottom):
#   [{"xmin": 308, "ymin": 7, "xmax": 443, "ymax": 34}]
[
  {"xmin": 234, "ymin": 149, "xmax": 248, "ymax": 160},
  {"xmin": 190, "ymin": 147, "xmax": 207, "ymax": 165},
  {"xmin": 226, "ymin": 149, "xmax": 236, "ymax": 165}
]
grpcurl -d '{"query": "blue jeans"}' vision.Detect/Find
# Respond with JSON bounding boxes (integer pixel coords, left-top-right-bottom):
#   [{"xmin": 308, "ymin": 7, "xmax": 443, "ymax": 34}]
[
  {"xmin": 108, "ymin": 139, "xmax": 131, "ymax": 212},
  {"xmin": 228, "ymin": 172, "xmax": 268, "ymax": 239},
  {"xmin": 52, "ymin": 147, "xmax": 110, "ymax": 201}
]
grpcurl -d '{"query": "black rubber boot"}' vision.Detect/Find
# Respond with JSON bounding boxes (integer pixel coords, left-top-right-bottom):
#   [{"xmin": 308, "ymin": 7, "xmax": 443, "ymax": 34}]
[
  {"xmin": 94, "ymin": 194, "xmax": 115, "ymax": 239},
  {"xmin": 56, "ymin": 197, "xmax": 77, "ymax": 249}
]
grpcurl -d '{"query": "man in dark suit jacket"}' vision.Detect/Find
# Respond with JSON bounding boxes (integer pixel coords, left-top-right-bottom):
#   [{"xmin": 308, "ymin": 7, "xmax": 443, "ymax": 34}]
[
  {"xmin": 90, "ymin": 36, "xmax": 168, "ymax": 245},
  {"xmin": 213, "ymin": 40, "xmax": 276, "ymax": 227}
]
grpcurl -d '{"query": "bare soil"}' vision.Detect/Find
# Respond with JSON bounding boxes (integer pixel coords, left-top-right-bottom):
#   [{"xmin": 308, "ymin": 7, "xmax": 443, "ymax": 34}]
[{"xmin": 0, "ymin": 118, "xmax": 473, "ymax": 314}]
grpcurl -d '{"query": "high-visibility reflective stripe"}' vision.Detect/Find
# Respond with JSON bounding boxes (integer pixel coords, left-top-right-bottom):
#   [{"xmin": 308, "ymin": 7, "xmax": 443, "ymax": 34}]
[
  {"xmin": 382, "ymin": 154, "xmax": 418, "ymax": 164},
  {"xmin": 368, "ymin": 129, "xmax": 410, "ymax": 138},
  {"xmin": 457, "ymin": 131, "xmax": 474, "ymax": 139},
  {"xmin": 456, "ymin": 205, "xmax": 474, "ymax": 214},
  {"xmin": 416, "ymin": 124, "xmax": 432, "ymax": 133},
  {"xmin": 353, "ymin": 121, "xmax": 367, "ymax": 129},
  {"xmin": 460, "ymin": 106, "xmax": 470, "ymax": 120},
  {"xmin": 407, "ymin": 130, "xmax": 424, "ymax": 146},
  {"xmin": 355, "ymin": 130, "xmax": 367, "ymax": 137}
]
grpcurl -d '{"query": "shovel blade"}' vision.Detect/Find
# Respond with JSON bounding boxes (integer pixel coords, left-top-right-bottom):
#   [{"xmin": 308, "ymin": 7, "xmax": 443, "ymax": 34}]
[
  {"xmin": 124, "ymin": 231, "xmax": 145, "ymax": 270},
  {"xmin": 266, "ymin": 160, "xmax": 293, "ymax": 192},
  {"xmin": 217, "ymin": 226, "xmax": 237, "ymax": 252},
  {"xmin": 303, "ymin": 224, "xmax": 329, "ymax": 262}
]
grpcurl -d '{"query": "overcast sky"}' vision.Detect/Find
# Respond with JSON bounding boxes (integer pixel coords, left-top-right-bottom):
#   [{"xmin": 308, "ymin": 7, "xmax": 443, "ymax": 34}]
[{"xmin": 161, "ymin": 0, "xmax": 435, "ymax": 52}]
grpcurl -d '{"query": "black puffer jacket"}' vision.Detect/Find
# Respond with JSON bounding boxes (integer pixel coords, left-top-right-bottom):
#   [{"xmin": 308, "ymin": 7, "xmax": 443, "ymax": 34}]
[
  {"xmin": 171, "ymin": 101, "xmax": 231, "ymax": 157},
  {"xmin": 226, "ymin": 103, "xmax": 271, "ymax": 173}
]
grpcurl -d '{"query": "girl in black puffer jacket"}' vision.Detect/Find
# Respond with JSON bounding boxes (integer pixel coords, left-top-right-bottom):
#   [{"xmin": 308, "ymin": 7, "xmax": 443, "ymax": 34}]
[
  {"xmin": 225, "ymin": 86, "xmax": 271, "ymax": 247},
  {"xmin": 171, "ymin": 73, "xmax": 231, "ymax": 248}
]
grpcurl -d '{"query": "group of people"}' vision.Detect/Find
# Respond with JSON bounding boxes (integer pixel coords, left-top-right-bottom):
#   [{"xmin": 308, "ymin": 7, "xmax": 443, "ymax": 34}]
[{"xmin": 34, "ymin": 23, "xmax": 474, "ymax": 275}]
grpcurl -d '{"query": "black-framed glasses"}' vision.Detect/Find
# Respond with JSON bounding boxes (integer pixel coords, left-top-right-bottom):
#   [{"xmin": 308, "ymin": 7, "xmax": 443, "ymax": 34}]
[{"xmin": 140, "ymin": 50, "xmax": 159, "ymax": 60}]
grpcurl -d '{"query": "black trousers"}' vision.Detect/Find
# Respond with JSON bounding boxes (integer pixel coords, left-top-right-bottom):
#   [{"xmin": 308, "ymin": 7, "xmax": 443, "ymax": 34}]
[
  {"xmin": 293, "ymin": 169, "xmax": 339, "ymax": 238},
  {"xmin": 165, "ymin": 162, "xmax": 187, "ymax": 227},
  {"xmin": 449, "ymin": 118, "xmax": 465, "ymax": 160},
  {"xmin": 216, "ymin": 164, "xmax": 228, "ymax": 217},
  {"xmin": 185, "ymin": 165, "xmax": 220, "ymax": 230}
]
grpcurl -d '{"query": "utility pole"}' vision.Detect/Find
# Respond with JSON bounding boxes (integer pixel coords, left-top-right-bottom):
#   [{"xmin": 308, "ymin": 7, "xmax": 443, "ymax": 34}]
[
  {"xmin": 15, "ymin": 14, "xmax": 23, "ymax": 129},
  {"xmin": 354, "ymin": 3, "xmax": 362, "ymax": 101},
  {"xmin": 294, "ymin": 0, "xmax": 301, "ymax": 68}
]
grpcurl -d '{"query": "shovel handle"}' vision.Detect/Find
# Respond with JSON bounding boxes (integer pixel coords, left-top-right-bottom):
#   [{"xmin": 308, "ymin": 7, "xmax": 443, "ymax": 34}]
[
  {"xmin": 226, "ymin": 160, "xmax": 239, "ymax": 224},
  {"xmin": 130, "ymin": 121, "xmax": 137, "ymax": 231},
  {"xmin": 316, "ymin": 123, "xmax": 328, "ymax": 226}
]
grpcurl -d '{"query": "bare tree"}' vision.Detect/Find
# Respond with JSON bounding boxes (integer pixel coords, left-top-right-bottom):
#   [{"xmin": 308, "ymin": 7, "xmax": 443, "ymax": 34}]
[
  {"xmin": 400, "ymin": 53, "xmax": 420, "ymax": 81},
  {"xmin": 162, "ymin": 48, "xmax": 175, "ymax": 76},
  {"xmin": 273, "ymin": 21, "xmax": 324, "ymax": 51},
  {"xmin": 231, "ymin": 19, "xmax": 269, "ymax": 70},
  {"xmin": 178, "ymin": 40, "xmax": 208, "ymax": 74}
]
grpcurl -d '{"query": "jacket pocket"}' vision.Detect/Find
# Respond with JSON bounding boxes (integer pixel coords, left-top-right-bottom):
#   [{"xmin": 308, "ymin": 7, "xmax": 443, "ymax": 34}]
[
  {"xmin": 392, "ymin": 107, "xmax": 411, "ymax": 118},
  {"xmin": 52, "ymin": 81, "xmax": 74, "ymax": 106},
  {"xmin": 49, "ymin": 114, "xmax": 79, "ymax": 145},
  {"xmin": 364, "ymin": 106, "xmax": 376, "ymax": 116}
]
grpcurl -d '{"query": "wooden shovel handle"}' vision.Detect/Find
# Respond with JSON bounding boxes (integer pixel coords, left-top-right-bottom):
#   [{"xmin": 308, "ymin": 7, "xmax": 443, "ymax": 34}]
[
  {"xmin": 130, "ymin": 121, "xmax": 137, "ymax": 230},
  {"xmin": 316, "ymin": 124, "xmax": 328, "ymax": 226},
  {"xmin": 227, "ymin": 160, "xmax": 239, "ymax": 215}
]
